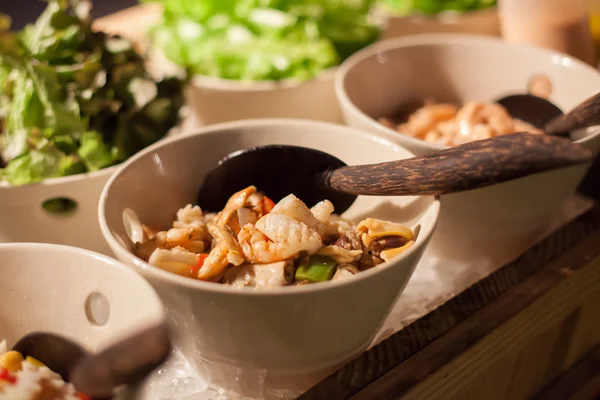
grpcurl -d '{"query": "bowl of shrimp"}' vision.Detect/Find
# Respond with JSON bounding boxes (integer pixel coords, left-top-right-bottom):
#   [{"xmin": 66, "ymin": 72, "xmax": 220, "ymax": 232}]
[
  {"xmin": 335, "ymin": 33, "xmax": 600, "ymax": 264},
  {"xmin": 98, "ymin": 118, "xmax": 440, "ymax": 397},
  {"xmin": 0, "ymin": 242, "xmax": 166, "ymax": 399}
]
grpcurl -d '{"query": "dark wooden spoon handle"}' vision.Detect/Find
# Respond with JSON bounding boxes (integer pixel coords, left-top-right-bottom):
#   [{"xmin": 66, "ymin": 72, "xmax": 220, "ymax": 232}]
[
  {"xmin": 324, "ymin": 133, "xmax": 592, "ymax": 196},
  {"xmin": 70, "ymin": 324, "xmax": 171, "ymax": 399},
  {"xmin": 546, "ymin": 92, "xmax": 600, "ymax": 135}
]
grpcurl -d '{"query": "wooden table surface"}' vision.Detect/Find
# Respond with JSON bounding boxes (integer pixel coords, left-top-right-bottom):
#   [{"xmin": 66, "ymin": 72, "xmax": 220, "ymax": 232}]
[{"xmin": 95, "ymin": 7, "xmax": 600, "ymax": 399}]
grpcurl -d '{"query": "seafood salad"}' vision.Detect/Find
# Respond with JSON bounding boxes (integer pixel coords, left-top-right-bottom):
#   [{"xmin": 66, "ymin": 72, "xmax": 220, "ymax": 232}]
[
  {"xmin": 379, "ymin": 99, "xmax": 542, "ymax": 147},
  {"xmin": 0, "ymin": 340, "xmax": 89, "ymax": 400},
  {"xmin": 134, "ymin": 186, "xmax": 416, "ymax": 288}
]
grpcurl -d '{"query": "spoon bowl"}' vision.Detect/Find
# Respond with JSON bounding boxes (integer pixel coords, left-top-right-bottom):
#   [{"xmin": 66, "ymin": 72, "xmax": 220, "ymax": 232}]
[
  {"xmin": 12, "ymin": 324, "xmax": 171, "ymax": 400},
  {"xmin": 12, "ymin": 332, "xmax": 88, "ymax": 382},
  {"xmin": 495, "ymin": 94, "xmax": 564, "ymax": 130},
  {"xmin": 496, "ymin": 91, "xmax": 600, "ymax": 136}
]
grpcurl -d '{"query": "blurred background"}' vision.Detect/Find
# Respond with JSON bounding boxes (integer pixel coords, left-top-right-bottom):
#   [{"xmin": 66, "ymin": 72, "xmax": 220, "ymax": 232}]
[{"xmin": 3, "ymin": 0, "xmax": 135, "ymax": 28}]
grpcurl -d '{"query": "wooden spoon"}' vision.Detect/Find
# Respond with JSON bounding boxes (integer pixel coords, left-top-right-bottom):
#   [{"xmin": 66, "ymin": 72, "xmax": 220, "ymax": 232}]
[
  {"xmin": 496, "ymin": 91, "xmax": 600, "ymax": 136},
  {"xmin": 196, "ymin": 133, "xmax": 592, "ymax": 214},
  {"xmin": 12, "ymin": 324, "xmax": 171, "ymax": 399}
]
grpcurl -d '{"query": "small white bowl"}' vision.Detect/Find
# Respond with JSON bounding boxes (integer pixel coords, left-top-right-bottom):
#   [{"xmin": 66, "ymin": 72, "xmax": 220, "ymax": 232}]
[
  {"xmin": 185, "ymin": 69, "xmax": 343, "ymax": 125},
  {"xmin": 380, "ymin": 7, "xmax": 500, "ymax": 39},
  {"xmin": 99, "ymin": 119, "xmax": 440, "ymax": 397},
  {"xmin": 0, "ymin": 169, "xmax": 117, "ymax": 255},
  {"xmin": 335, "ymin": 34, "xmax": 600, "ymax": 263},
  {"xmin": 0, "ymin": 243, "xmax": 166, "ymax": 397}
]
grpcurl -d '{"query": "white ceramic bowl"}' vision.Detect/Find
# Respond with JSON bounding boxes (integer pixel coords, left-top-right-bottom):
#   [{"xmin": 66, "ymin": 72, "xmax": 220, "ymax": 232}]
[
  {"xmin": 336, "ymin": 34, "xmax": 600, "ymax": 264},
  {"xmin": 0, "ymin": 169, "xmax": 116, "ymax": 255},
  {"xmin": 0, "ymin": 243, "xmax": 166, "ymax": 398},
  {"xmin": 185, "ymin": 70, "xmax": 343, "ymax": 125},
  {"xmin": 99, "ymin": 119, "xmax": 440, "ymax": 397},
  {"xmin": 380, "ymin": 7, "xmax": 500, "ymax": 40}
]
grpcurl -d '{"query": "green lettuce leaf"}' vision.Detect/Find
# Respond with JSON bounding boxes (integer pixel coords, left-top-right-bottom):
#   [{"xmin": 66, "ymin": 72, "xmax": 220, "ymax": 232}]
[
  {"xmin": 145, "ymin": 0, "xmax": 380, "ymax": 81},
  {"xmin": 0, "ymin": 0, "xmax": 184, "ymax": 186}
]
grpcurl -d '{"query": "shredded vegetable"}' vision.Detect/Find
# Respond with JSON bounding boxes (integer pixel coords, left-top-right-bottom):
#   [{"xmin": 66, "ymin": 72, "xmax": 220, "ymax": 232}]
[
  {"xmin": 144, "ymin": 0, "xmax": 380, "ymax": 81},
  {"xmin": 0, "ymin": 0, "xmax": 185, "ymax": 186}
]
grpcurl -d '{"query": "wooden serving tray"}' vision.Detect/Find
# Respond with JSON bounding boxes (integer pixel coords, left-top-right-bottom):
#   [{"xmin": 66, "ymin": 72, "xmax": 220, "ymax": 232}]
[{"xmin": 96, "ymin": 7, "xmax": 600, "ymax": 399}]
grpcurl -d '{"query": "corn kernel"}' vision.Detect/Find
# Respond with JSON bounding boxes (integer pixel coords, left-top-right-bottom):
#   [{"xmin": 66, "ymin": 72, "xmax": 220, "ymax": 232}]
[
  {"xmin": 0, "ymin": 351, "xmax": 23, "ymax": 372},
  {"xmin": 25, "ymin": 356, "xmax": 45, "ymax": 368}
]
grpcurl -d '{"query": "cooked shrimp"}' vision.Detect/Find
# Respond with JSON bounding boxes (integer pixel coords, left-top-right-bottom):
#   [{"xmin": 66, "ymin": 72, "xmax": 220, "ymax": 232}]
[
  {"xmin": 238, "ymin": 213, "xmax": 322, "ymax": 263},
  {"xmin": 208, "ymin": 224, "xmax": 245, "ymax": 266},
  {"xmin": 381, "ymin": 98, "xmax": 544, "ymax": 147},
  {"xmin": 400, "ymin": 103, "xmax": 458, "ymax": 138},
  {"xmin": 196, "ymin": 241, "xmax": 230, "ymax": 281},
  {"xmin": 454, "ymin": 102, "xmax": 514, "ymax": 142},
  {"xmin": 215, "ymin": 186, "xmax": 257, "ymax": 227},
  {"xmin": 271, "ymin": 194, "xmax": 325, "ymax": 237},
  {"xmin": 315, "ymin": 245, "xmax": 362, "ymax": 264},
  {"xmin": 195, "ymin": 226, "xmax": 244, "ymax": 281}
]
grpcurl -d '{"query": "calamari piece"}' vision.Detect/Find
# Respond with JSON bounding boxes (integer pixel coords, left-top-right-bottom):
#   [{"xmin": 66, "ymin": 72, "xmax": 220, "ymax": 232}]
[
  {"xmin": 380, "ymin": 240, "xmax": 415, "ymax": 262},
  {"xmin": 310, "ymin": 200, "xmax": 334, "ymax": 224},
  {"xmin": 142, "ymin": 224, "xmax": 159, "ymax": 240},
  {"xmin": 332, "ymin": 264, "xmax": 360, "ymax": 281},
  {"xmin": 223, "ymin": 259, "xmax": 294, "ymax": 288},
  {"xmin": 357, "ymin": 218, "xmax": 414, "ymax": 247},
  {"xmin": 315, "ymin": 245, "xmax": 362, "ymax": 264},
  {"xmin": 149, "ymin": 247, "xmax": 200, "ymax": 278},
  {"xmin": 238, "ymin": 213, "xmax": 322, "ymax": 263},
  {"xmin": 324, "ymin": 214, "xmax": 355, "ymax": 236},
  {"xmin": 271, "ymin": 194, "xmax": 325, "ymax": 237}
]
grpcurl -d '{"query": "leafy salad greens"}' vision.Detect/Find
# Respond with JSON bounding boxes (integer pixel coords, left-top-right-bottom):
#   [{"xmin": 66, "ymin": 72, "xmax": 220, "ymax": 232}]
[
  {"xmin": 378, "ymin": 0, "xmax": 496, "ymax": 16},
  {"xmin": 0, "ymin": 0, "xmax": 184, "ymax": 186},
  {"xmin": 144, "ymin": 0, "xmax": 380, "ymax": 81}
]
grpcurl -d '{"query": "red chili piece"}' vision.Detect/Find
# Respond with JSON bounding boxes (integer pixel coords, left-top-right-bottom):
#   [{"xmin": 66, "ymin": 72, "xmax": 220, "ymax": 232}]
[{"xmin": 0, "ymin": 368, "xmax": 16, "ymax": 384}]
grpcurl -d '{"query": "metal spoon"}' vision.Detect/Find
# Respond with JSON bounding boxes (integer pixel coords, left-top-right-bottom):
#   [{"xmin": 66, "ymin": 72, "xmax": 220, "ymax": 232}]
[
  {"xmin": 196, "ymin": 133, "xmax": 592, "ymax": 214},
  {"xmin": 13, "ymin": 323, "xmax": 171, "ymax": 399},
  {"xmin": 496, "ymin": 91, "xmax": 600, "ymax": 136}
]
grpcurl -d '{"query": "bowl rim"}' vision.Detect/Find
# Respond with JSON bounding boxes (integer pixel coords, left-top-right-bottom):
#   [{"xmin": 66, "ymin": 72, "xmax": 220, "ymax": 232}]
[
  {"xmin": 99, "ymin": 118, "xmax": 441, "ymax": 297},
  {"xmin": 0, "ymin": 241, "xmax": 166, "ymax": 316},
  {"xmin": 334, "ymin": 33, "xmax": 600, "ymax": 152},
  {"xmin": 0, "ymin": 164, "xmax": 118, "ymax": 190},
  {"xmin": 375, "ymin": 4, "xmax": 498, "ymax": 22},
  {"xmin": 189, "ymin": 67, "xmax": 338, "ymax": 92}
]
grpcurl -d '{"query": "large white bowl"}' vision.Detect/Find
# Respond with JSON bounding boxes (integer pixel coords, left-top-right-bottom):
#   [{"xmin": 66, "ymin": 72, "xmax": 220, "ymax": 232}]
[
  {"xmin": 335, "ymin": 34, "xmax": 600, "ymax": 264},
  {"xmin": 0, "ymin": 243, "xmax": 166, "ymax": 398},
  {"xmin": 0, "ymin": 169, "xmax": 116, "ymax": 255},
  {"xmin": 186, "ymin": 70, "xmax": 343, "ymax": 125},
  {"xmin": 99, "ymin": 119, "xmax": 440, "ymax": 397}
]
